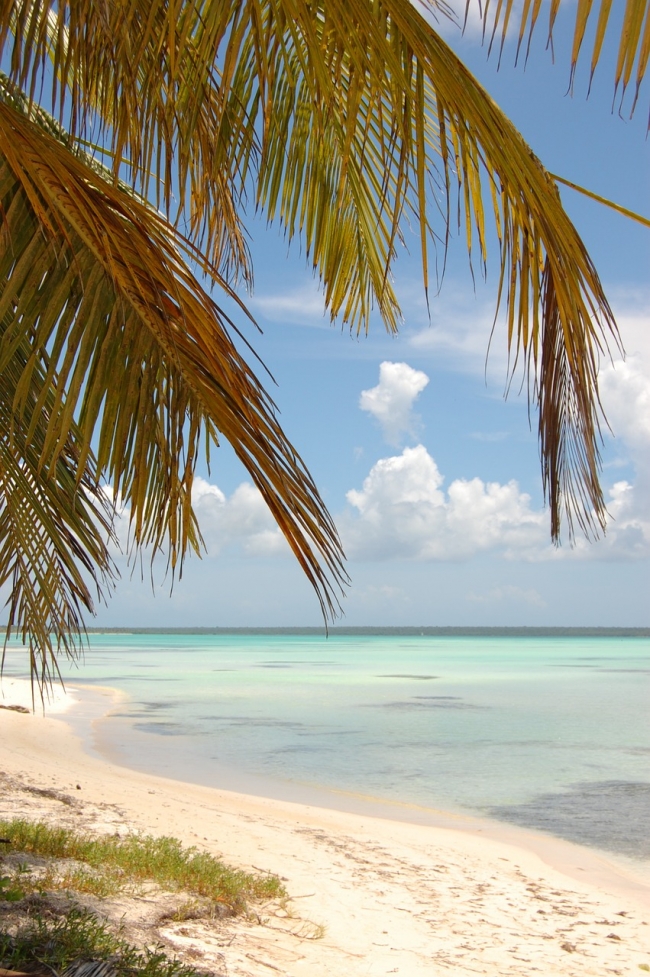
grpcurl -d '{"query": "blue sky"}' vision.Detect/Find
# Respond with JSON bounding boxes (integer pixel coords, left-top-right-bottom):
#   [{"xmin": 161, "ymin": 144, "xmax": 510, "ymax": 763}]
[{"xmin": 93, "ymin": 6, "xmax": 649, "ymax": 628}]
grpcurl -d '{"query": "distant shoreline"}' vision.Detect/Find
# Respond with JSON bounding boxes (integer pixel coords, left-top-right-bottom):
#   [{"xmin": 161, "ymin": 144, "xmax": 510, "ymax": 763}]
[{"xmin": 72, "ymin": 625, "xmax": 650, "ymax": 637}]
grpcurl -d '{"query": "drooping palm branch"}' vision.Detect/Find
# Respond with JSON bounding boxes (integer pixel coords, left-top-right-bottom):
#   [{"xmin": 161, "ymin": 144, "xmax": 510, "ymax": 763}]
[
  {"xmin": 0, "ymin": 0, "xmax": 644, "ymax": 684},
  {"xmin": 0, "ymin": 325, "xmax": 116, "ymax": 692},
  {"xmin": 0, "ymin": 75, "xmax": 346, "ymax": 686}
]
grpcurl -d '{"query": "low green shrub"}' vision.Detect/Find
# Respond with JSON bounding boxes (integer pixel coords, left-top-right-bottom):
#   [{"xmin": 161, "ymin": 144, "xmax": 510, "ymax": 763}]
[
  {"xmin": 0, "ymin": 819, "xmax": 284, "ymax": 912},
  {"xmin": 0, "ymin": 906, "xmax": 200, "ymax": 977}
]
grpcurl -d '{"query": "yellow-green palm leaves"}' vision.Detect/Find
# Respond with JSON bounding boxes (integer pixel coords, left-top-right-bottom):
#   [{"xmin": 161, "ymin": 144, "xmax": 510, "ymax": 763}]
[
  {"xmin": 0, "ymin": 0, "xmax": 642, "ymax": 683},
  {"xmin": 0, "ymin": 323, "xmax": 116, "ymax": 691},
  {"xmin": 476, "ymin": 0, "xmax": 650, "ymax": 115},
  {"xmin": 0, "ymin": 69, "xmax": 346, "ymax": 684}
]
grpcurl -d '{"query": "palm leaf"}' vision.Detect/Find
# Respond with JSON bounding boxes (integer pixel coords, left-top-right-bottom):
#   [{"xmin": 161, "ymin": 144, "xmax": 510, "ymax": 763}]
[
  {"xmin": 0, "ymin": 325, "xmax": 116, "ymax": 694},
  {"xmin": 235, "ymin": 0, "xmax": 618, "ymax": 538},
  {"xmin": 475, "ymin": 0, "xmax": 650, "ymax": 112},
  {"xmin": 0, "ymin": 0, "xmax": 621, "ymax": 540},
  {"xmin": 0, "ymin": 93, "xmax": 346, "ymax": 658},
  {"xmin": 0, "ymin": 2, "xmax": 638, "ymax": 558},
  {"xmin": 0, "ymin": 0, "xmax": 256, "ymax": 287}
]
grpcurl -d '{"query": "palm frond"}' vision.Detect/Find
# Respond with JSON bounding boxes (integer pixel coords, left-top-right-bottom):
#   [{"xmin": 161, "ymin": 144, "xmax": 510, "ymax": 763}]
[
  {"xmin": 220, "ymin": 0, "xmax": 620, "ymax": 537},
  {"xmin": 0, "ymin": 0, "xmax": 633, "ymax": 547},
  {"xmin": 474, "ymin": 0, "xmax": 650, "ymax": 113},
  {"xmin": 549, "ymin": 173, "xmax": 650, "ymax": 228},
  {"xmin": 0, "ymin": 94, "xmax": 346, "ymax": 644},
  {"xmin": 0, "ymin": 0, "xmax": 256, "ymax": 287},
  {"xmin": 0, "ymin": 326, "xmax": 116, "ymax": 694}
]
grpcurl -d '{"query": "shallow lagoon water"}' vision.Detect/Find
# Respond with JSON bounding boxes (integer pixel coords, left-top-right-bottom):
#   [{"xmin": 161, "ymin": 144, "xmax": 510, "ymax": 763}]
[{"xmin": 4, "ymin": 632, "xmax": 649, "ymax": 862}]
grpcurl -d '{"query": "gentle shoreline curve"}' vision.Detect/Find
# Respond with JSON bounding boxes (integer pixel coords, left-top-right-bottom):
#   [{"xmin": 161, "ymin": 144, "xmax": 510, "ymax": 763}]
[
  {"xmin": 79, "ymin": 678, "xmax": 650, "ymax": 899},
  {"xmin": 1, "ymin": 682, "xmax": 649, "ymax": 976}
]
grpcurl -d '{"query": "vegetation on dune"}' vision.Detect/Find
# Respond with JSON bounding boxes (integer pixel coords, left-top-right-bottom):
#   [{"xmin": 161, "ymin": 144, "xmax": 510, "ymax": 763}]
[
  {"xmin": 0, "ymin": 819, "xmax": 285, "ymax": 911},
  {"xmin": 0, "ymin": 821, "xmax": 287, "ymax": 977},
  {"xmin": 0, "ymin": 907, "xmax": 203, "ymax": 977},
  {"xmin": 0, "ymin": 1, "xmax": 647, "ymax": 686}
]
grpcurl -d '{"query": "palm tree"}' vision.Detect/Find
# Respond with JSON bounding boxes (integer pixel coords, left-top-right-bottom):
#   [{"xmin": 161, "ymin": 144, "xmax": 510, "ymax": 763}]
[{"xmin": 0, "ymin": 0, "xmax": 646, "ymax": 687}]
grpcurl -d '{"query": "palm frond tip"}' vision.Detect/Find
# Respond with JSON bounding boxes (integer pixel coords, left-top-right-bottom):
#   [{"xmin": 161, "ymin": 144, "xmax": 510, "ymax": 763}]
[{"xmin": 475, "ymin": 0, "xmax": 650, "ymax": 114}]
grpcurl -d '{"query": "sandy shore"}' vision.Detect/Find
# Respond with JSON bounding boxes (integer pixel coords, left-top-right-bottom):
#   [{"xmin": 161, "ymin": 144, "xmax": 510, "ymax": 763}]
[{"xmin": 1, "ymin": 679, "xmax": 649, "ymax": 976}]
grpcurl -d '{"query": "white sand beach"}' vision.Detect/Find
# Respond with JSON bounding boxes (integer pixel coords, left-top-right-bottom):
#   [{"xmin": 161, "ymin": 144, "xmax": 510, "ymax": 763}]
[{"xmin": 1, "ymin": 679, "xmax": 649, "ymax": 976}]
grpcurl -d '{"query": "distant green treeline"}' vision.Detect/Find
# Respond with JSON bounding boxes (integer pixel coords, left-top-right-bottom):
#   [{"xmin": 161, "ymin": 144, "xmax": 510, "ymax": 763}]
[{"xmin": 76, "ymin": 626, "xmax": 650, "ymax": 637}]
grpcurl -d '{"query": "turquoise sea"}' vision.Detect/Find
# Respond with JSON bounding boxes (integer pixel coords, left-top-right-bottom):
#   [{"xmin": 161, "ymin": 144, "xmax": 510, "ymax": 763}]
[{"xmin": 3, "ymin": 630, "xmax": 650, "ymax": 864}]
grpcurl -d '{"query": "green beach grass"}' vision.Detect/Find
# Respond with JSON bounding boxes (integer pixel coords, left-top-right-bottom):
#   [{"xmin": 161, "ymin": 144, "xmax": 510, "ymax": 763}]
[
  {"xmin": 0, "ymin": 906, "xmax": 200, "ymax": 977},
  {"xmin": 0, "ymin": 818, "xmax": 285, "ymax": 910},
  {"xmin": 0, "ymin": 819, "xmax": 287, "ymax": 977}
]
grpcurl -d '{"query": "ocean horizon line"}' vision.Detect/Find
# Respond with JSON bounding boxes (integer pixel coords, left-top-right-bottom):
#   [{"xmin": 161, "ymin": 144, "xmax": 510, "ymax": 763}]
[{"xmin": 70, "ymin": 625, "xmax": 650, "ymax": 637}]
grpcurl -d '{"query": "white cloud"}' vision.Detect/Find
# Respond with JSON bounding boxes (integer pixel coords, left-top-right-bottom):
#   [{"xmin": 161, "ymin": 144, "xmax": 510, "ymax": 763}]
[
  {"xmin": 433, "ymin": 0, "xmax": 485, "ymax": 39},
  {"xmin": 359, "ymin": 361, "xmax": 430, "ymax": 445},
  {"xmin": 600, "ymin": 358, "xmax": 650, "ymax": 456},
  {"xmin": 192, "ymin": 477, "xmax": 288, "ymax": 556},
  {"xmin": 418, "ymin": 0, "xmax": 503, "ymax": 42},
  {"xmin": 101, "ymin": 479, "xmax": 289, "ymax": 561},
  {"xmin": 600, "ymin": 480, "xmax": 650, "ymax": 558},
  {"xmin": 409, "ymin": 303, "xmax": 492, "ymax": 363},
  {"xmin": 101, "ymin": 486, "xmax": 131, "ymax": 555},
  {"xmin": 342, "ymin": 445, "xmax": 546, "ymax": 561},
  {"xmin": 341, "ymin": 441, "xmax": 650, "ymax": 563},
  {"xmin": 592, "ymin": 301, "xmax": 650, "ymax": 553},
  {"xmin": 563, "ymin": 479, "xmax": 650, "ymax": 562},
  {"xmin": 439, "ymin": 0, "xmax": 537, "ymax": 55}
]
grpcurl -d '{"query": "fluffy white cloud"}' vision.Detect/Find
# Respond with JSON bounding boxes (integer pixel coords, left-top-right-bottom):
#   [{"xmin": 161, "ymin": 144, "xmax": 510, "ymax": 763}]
[
  {"xmin": 600, "ymin": 359, "xmax": 650, "ymax": 456},
  {"xmin": 589, "ymin": 303, "xmax": 650, "ymax": 555},
  {"xmin": 422, "ymin": 0, "xmax": 513, "ymax": 42},
  {"xmin": 102, "ymin": 479, "xmax": 289, "ymax": 560},
  {"xmin": 599, "ymin": 480, "xmax": 650, "ymax": 557},
  {"xmin": 342, "ymin": 442, "xmax": 650, "ymax": 564},
  {"xmin": 192, "ymin": 477, "xmax": 288, "ymax": 556},
  {"xmin": 434, "ymin": 0, "xmax": 489, "ymax": 39},
  {"xmin": 100, "ymin": 486, "xmax": 131, "ymax": 555},
  {"xmin": 598, "ymin": 355, "xmax": 650, "ymax": 534},
  {"xmin": 343, "ymin": 444, "xmax": 546, "ymax": 561},
  {"xmin": 360, "ymin": 361, "xmax": 430, "ymax": 445}
]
